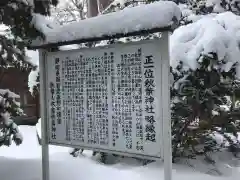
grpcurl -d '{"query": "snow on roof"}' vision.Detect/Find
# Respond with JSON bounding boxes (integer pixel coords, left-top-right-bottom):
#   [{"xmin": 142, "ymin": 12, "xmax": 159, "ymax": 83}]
[
  {"xmin": 30, "ymin": 1, "xmax": 181, "ymax": 48},
  {"xmin": 170, "ymin": 11, "xmax": 240, "ymax": 79}
]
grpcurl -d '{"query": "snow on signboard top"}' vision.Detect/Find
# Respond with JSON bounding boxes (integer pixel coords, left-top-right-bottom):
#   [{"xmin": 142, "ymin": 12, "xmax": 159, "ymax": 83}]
[{"xmin": 30, "ymin": 1, "xmax": 181, "ymax": 48}]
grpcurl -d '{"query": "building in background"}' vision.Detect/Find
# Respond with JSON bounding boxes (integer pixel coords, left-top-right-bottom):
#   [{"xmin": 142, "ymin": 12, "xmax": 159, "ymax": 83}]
[{"xmin": 0, "ymin": 67, "xmax": 38, "ymax": 125}]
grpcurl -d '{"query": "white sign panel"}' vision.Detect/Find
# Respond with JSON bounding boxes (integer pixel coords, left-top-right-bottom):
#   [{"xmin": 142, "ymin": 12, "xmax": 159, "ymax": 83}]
[{"xmin": 46, "ymin": 39, "xmax": 165, "ymax": 159}]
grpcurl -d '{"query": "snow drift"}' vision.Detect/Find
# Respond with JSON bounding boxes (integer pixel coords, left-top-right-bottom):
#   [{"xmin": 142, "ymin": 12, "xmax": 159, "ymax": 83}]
[{"xmin": 0, "ymin": 125, "xmax": 239, "ymax": 180}]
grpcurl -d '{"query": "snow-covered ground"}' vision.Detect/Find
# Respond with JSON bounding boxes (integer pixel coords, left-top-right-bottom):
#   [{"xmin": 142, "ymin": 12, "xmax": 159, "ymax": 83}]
[{"xmin": 0, "ymin": 125, "xmax": 239, "ymax": 180}]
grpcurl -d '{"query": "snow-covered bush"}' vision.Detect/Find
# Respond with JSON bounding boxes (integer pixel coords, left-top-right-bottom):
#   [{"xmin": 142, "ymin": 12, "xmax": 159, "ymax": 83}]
[
  {"xmin": 0, "ymin": 90, "xmax": 23, "ymax": 146},
  {"xmin": 170, "ymin": 11, "xmax": 240, "ymax": 160},
  {"xmin": 0, "ymin": 1, "xmax": 58, "ymax": 69}
]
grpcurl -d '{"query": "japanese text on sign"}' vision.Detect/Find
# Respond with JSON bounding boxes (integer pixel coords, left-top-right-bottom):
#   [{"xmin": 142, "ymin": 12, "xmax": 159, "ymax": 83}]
[
  {"xmin": 46, "ymin": 40, "xmax": 163, "ymax": 158},
  {"xmin": 144, "ymin": 55, "xmax": 156, "ymax": 142}
]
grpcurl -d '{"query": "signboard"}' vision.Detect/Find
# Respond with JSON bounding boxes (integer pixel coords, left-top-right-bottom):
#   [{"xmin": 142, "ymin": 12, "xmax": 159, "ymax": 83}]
[{"xmin": 45, "ymin": 39, "xmax": 166, "ymax": 159}]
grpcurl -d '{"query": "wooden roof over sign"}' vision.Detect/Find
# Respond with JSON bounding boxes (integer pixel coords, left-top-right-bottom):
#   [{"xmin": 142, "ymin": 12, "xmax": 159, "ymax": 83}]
[{"xmin": 29, "ymin": 1, "xmax": 181, "ymax": 50}]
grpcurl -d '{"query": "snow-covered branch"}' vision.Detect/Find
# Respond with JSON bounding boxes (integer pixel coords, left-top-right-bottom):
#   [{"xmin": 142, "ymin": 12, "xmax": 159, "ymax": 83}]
[{"xmin": 0, "ymin": 90, "xmax": 23, "ymax": 147}]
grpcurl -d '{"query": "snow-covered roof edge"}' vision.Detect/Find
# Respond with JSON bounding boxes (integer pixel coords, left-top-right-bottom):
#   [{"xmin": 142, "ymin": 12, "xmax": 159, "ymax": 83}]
[{"xmin": 29, "ymin": 1, "xmax": 181, "ymax": 49}]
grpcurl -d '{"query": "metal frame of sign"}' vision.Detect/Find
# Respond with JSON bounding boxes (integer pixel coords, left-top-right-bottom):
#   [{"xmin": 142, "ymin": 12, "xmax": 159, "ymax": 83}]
[{"xmin": 36, "ymin": 30, "xmax": 171, "ymax": 180}]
